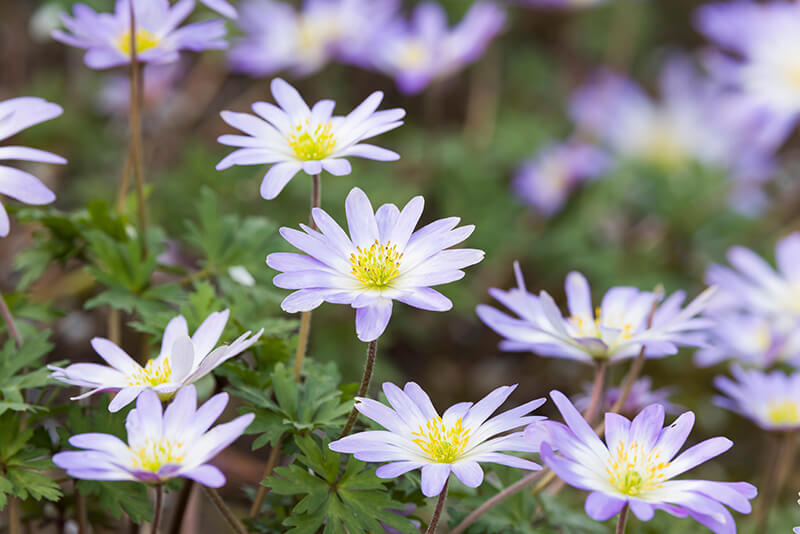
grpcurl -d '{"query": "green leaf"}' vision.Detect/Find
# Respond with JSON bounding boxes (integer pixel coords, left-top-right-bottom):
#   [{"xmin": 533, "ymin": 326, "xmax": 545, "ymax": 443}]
[{"xmin": 76, "ymin": 480, "xmax": 153, "ymax": 523}]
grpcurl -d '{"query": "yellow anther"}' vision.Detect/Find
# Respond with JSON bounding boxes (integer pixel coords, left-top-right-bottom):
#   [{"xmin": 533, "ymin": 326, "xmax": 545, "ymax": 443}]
[
  {"xmin": 287, "ymin": 120, "xmax": 337, "ymax": 160},
  {"xmin": 129, "ymin": 438, "xmax": 185, "ymax": 472},
  {"xmin": 605, "ymin": 441, "xmax": 670, "ymax": 496},
  {"xmin": 128, "ymin": 358, "xmax": 172, "ymax": 387},
  {"xmin": 117, "ymin": 28, "xmax": 160, "ymax": 56},
  {"xmin": 411, "ymin": 417, "xmax": 470, "ymax": 464},
  {"xmin": 767, "ymin": 400, "xmax": 800, "ymax": 426},
  {"xmin": 350, "ymin": 240, "xmax": 402, "ymax": 289}
]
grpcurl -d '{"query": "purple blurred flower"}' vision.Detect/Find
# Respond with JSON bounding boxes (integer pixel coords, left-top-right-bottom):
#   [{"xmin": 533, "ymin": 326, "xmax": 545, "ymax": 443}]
[
  {"xmin": 329, "ymin": 382, "xmax": 545, "ymax": 497},
  {"xmin": 530, "ymin": 390, "xmax": 756, "ymax": 533},
  {"xmin": 216, "ymin": 78, "xmax": 404, "ymax": 200},
  {"xmin": 715, "ymin": 366, "xmax": 800, "ymax": 431},
  {"xmin": 99, "ymin": 62, "xmax": 185, "ymax": 115},
  {"xmin": 476, "ymin": 262, "xmax": 714, "ymax": 364},
  {"xmin": 229, "ymin": 0, "xmax": 397, "ymax": 77},
  {"xmin": 695, "ymin": 1, "xmax": 800, "ymax": 117},
  {"xmin": 0, "ymin": 97, "xmax": 65, "ymax": 237},
  {"xmin": 513, "ymin": 141, "xmax": 609, "ymax": 217},
  {"xmin": 50, "ymin": 310, "xmax": 262, "ymax": 412},
  {"xmin": 573, "ymin": 377, "xmax": 682, "ymax": 417},
  {"xmin": 267, "ymin": 187, "xmax": 484, "ymax": 341},
  {"xmin": 52, "ymin": 0, "xmax": 227, "ymax": 69},
  {"xmin": 53, "ymin": 386, "xmax": 254, "ymax": 487},
  {"xmin": 570, "ymin": 57, "xmax": 790, "ymax": 212},
  {"xmin": 372, "ymin": 2, "xmax": 505, "ymax": 95},
  {"xmin": 694, "ymin": 311, "xmax": 800, "ymax": 368}
]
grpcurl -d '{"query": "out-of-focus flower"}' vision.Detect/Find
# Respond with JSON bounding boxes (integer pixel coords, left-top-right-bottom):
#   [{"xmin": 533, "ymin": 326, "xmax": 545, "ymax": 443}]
[
  {"xmin": 715, "ymin": 366, "xmax": 800, "ymax": 431},
  {"xmin": 217, "ymin": 79, "xmax": 404, "ymax": 200},
  {"xmin": 570, "ymin": 57, "xmax": 791, "ymax": 212},
  {"xmin": 477, "ymin": 262, "xmax": 714, "ymax": 364},
  {"xmin": 372, "ymin": 2, "xmax": 505, "ymax": 95},
  {"xmin": 694, "ymin": 311, "xmax": 800, "ymax": 368},
  {"xmin": 200, "ymin": 0, "xmax": 237, "ymax": 18},
  {"xmin": 267, "ymin": 187, "xmax": 484, "ymax": 341},
  {"xmin": 53, "ymin": 386, "xmax": 254, "ymax": 487},
  {"xmin": 228, "ymin": 265, "xmax": 256, "ymax": 286},
  {"xmin": 50, "ymin": 310, "xmax": 262, "ymax": 412},
  {"xmin": 530, "ymin": 390, "xmax": 757, "ymax": 533},
  {"xmin": 329, "ymin": 382, "xmax": 544, "ymax": 496},
  {"xmin": 0, "ymin": 97, "xmax": 65, "ymax": 237},
  {"xmin": 99, "ymin": 62, "xmax": 185, "ymax": 115},
  {"xmin": 695, "ymin": 1, "xmax": 800, "ymax": 117},
  {"xmin": 52, "ymin": 0, "xmax": 227, "ymax": 69},
  {"xmin": 573, "ymin": 377, "xmax": 682, "ymax": 417},
  {"xmin": 229, "ymin": 0, "xmax": 397, "ymax": 77},
  {"xmin": 513, "ymin": 141, "xmax": 609, "ymax": 217}
]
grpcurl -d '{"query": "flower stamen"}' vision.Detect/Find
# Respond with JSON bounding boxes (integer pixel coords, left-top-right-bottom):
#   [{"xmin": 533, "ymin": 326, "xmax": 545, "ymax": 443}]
[
  {"xmin": 350, "ymin": 240, "xmax": 402, "ymax": 289},
  {"xmin": 767, "ymin": 400, "xmax": 800, "ymax": 425},
  {"xmin": 129, "ymin": 438, "xmax": 186, "ymax": 473},
  {"xmin": 287, "ymin": 120, "xmax": 337, "ymax": 160},
  {"xmin": 128, "ymin": 358, "xmax": 172, "ymax": 387},
  {"xmin": 412, "ymin": 416, "xmax": 471, "ymax": 464},
  {"xmin": 117, "ymin": 28, "xmax": 161, "ymax": 56},
  {"xmin": 605, "ymin": 441, "xmax": 669, "ymax": 496}
]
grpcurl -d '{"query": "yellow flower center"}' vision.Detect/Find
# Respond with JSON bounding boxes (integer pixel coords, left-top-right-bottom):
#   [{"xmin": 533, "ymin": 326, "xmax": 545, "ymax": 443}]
[
  {"xmin": 767, "ymin": 400, "xmax": 800, "ymax": 426},
  {"xmin": 129, "ymin": 438, "xmax": 186, "ymax": 473},
  {"xmin": 349, "ymin": 240, "xmax": 402, "ymax": 289},
  {"xmin": 412, "ymin": 416, "xmax": 471, "ymax": 464},
  {"xmin": 128, "ymin": 358, "xmax": 172, "ymax": 387},
  {"xmin": 116, "ymin": 28, "xmax": 161, "ymax": 57},
  {"xmin": 287, "ymin": 120, "xmax": 337, "ymax": 160},
  {"xmin": 642, "ymin": 125, "xmax": 686, "ymax": 169},
  {"xmin": 398, "ymin": 40, "xmax": 429, "ymax": 69},
  {"xmin": 569, "ymin": 307, "xmax": 634, "ymax": 342},
  {"xmin": 606, "ymin": 441, "xmax": 670, "ymax": 496},
  {"xmin": 783, "ymin": 61, "xmax": 800, "ymax": 90}
]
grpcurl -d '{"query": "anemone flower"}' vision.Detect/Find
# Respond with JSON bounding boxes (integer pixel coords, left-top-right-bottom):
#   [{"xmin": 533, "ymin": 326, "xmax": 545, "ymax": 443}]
[
  {"xmin": 50, "ymin": 310, "xmax": 262, "ymax": 412},
  {"xmin": 0, "ymin": 97, "xmax": 65, "ymax": 237},
  {"xmin": 53, "ymin": 386, "xmax": 253, "ymax": 487},
  {"xmin": 329, "ymin": 382, "xmax": 545, "ymax": 496},
  {"xmin": 52, "ymin": 0, "xmax": 227, "ymax": 69},
  {"xmin": 714, "ymin": 366, "xmax": 800, "ymax": 431},
  {"xmin": 266, "ymin": 187, "xmax": 484, "ymax": 342},
  {"xmin": 216, "ymin": 78, "xmax": 404, "ymax": 199},
  {"xmin": 476, "ymin": 262, "xmax": 714, "ymax": 364},
  {"xmin": 530, "ymin": 390, "xmax": 757, "ymax": 534}
]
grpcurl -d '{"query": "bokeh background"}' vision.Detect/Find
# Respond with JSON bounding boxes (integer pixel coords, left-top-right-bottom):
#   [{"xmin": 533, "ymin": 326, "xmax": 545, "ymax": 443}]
[{"xmin": 2, "ymin": 0, "xmax": 800, "ymax": 531}]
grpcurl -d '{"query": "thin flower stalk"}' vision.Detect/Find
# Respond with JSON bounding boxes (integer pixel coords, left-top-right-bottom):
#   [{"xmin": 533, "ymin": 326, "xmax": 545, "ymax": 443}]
[
  {"xmin": 616, "ymin": 502, "xmax": 629, "ymax": 534},
  {"xmin": 424, "ymin": 478, "xmax": 449, "ymax": 534},
  {"xmin": 128, "ymin": 3, "xmax": 148, "ymax": 243},
  {"xmin": 340, "ymin": 339, "xmax": 378, "ymax": 438}
]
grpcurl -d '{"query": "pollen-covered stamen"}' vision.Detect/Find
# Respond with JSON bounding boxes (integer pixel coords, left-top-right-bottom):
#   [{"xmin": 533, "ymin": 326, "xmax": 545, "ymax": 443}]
[
  {"xmin": 287, "ymin": 119, "xmax": 337, "ymax": 160},
  {"xmin": 605, "ymin": 441, "xmax": 670, "ymax": 496},
  {"xmin": 350, "ymin": 240, "xmax": 402, "ymax": 289},
  {"xmin": 412, "ymin": 416, "xmax": 471, "ymax": 464},
  {"xmin": 569, "ymin": 307, "xmax": 635, "ymax": 341},
  {"xmin": 128, "ymin": 358, "xmax": 172, "ymax": 387},
  {"xmin": 129, "ymin": 438, "xmax": 186, "ymax": 473},
  {"xmin": 766, "ymin": 399, "xmax": 800, "ymax": 425},
  {"xmin": 116, "ymin": 28, "xmax": 161, "ymax": 56}
]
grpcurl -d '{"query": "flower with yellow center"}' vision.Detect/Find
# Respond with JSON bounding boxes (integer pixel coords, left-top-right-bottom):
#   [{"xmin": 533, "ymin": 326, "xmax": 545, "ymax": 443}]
[
  {"xmin": 716, "ymin": 365, "xmax": 800, "ymax": 431},
  {"xmin": 536, "ymin": 390, "xmax": 756, "ymax": 530},
  {"xmin": 53, "ymin": 386, "xmax": 255, "ymax": 487},
  {"xmin": 287, "ymin": 120, "xmax": 337, "ymax": 161},
  {"xmin": 350, "ymin": 241, "xmax": 402, "ymax": 289},
  {"xmin": 330, "ymin": 382, "xmax": 545, "ymax": 497},
  {"xmin": 116, "ymin": 28, "xmax": 161, "ymax": 57}
]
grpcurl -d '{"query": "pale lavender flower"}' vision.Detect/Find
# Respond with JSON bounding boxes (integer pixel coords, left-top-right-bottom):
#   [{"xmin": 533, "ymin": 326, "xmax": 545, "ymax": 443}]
[
  {"xmin": 573, "ymin": 377, "xmax": 682, "ymax": 418},
  {"xmin": 570, "ymin": 57, "xmax": 790, "ymax": 212},
  {"xmin": 513, "ymin": 141, "xmax": 609, "ymax": 217},
  {"xmin": 715, "ymin": 366, "xmax": 800, "ymax": 431},
  {"xmin": 329, "ymin": 382, "xmax": 545, "ymax": 496},
  {"xmin": 694, "ymin": 311, "xmax": 800, "ymax": 368},
  {"xmin": 267, "ymin": 187, "xmax": 484, "ymax": 342},
  {"xmin": 229, "ymin": 0, "xmax": 397, "ymax": 77},
  {"xmin": 695, "ymin": 1, "xmax": 800, "ymax": 117},
  {"xmin": 476, "ymin": 262, "xmax": 714, "ymax": 364},
  {"xmin": 530, "ymin": 390, "xmax": 756, "ymax": 533},
  {"xmin": 52, "ymin": 0, "xmax": 227, "ymax": 69},
  {"xmin": 0, "ymin": 97, "xmax": 65, "ymax": 237},
  {"xmin": 216, "ymin": 78, "xmax": 404, "ymax": 200},
  {"xmin": 706, "ymin": 233, "xmax": 800, "ymax": 319},
  {"xmin": 53, "ymin": 386, "xmax": 254, "ymax": 487},
  {"xmin": 50, "ymin": 310, "xmax": 262, "ymax": 412},
  {"xmin": 200, "ymin": 0, "xmax": 237, "ymax": 18},
  {"xmin": 372, "ymin": 2, "xmax": 505, "ymax": 95}
]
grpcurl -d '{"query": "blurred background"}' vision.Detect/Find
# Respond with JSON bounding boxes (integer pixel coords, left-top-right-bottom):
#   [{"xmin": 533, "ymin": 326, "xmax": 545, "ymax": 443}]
[{"xmin": 3, "ymin": 0, "xmax": 800, "ymax": 531}]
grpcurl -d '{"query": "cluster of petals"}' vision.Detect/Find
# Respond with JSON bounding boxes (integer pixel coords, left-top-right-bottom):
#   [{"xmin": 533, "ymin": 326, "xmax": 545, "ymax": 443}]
[
  {"xmin": 53, "ymin": 386, "xmax": 254, "ymax": 487},
  {"xmin": 267, "ymin": 187, "xmax": 484, "ymax": 341},
  {"xmin": 0, "ymin": 97, "xmax": 65, "ymax": 237},
  {"xmin": 477, "ymin": 262, "xmax": 714, "ymax": 363},
  {"xmin": 217, "ymin": 78, "xmax": 405, "ymax": 200},
  {"xmin": 229, "ymin": 0, "xmax": 397, "ymax": 77},
  {"xmin": 530, "ymin": 391, "xmax": 756, "ymax": 534},
  {"xmin": 329, "ymin": 382, "xmax": 545, "ymax": 497},
  {"xmin": 714, "ymin": 365, "xmax": 800, "ymax": 431},
  {"xmin": 50, "ymin": 310, "xmax": 262, "ymax": 412},
  {"xmin": 52, "ymin": 0, "xmax": 227, "ymax": 70},
  {"xmin": 512, "ymin": 141, "xmax": 609, "ymax": 217}
]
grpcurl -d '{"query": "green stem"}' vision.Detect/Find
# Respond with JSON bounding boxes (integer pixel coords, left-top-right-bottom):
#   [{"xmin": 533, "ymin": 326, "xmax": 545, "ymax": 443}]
[
  {"xmin": 616, "ymin": 503, "xmax": 629, "ymax": 534},
  {"xmin": 248, "ymin": 435, "xmax": 284, "ymax": 519},
  {"xmin": 340, "ymin": 339, "xmax": 378, "ymax": 438},
  {"xmin": 424, "ymin": 478, "xmax": 449, "ymax": 534},
  {"xmin": 203, "ymin": 486, "xmax": 247, "ymax": 534},
  {"xmin": 152, "ymin": 485, "xmax": 164, "ymax": 533},
  {"xmin": 128, "ymin": 0, "xmax": 148, "ymax": 247}
]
